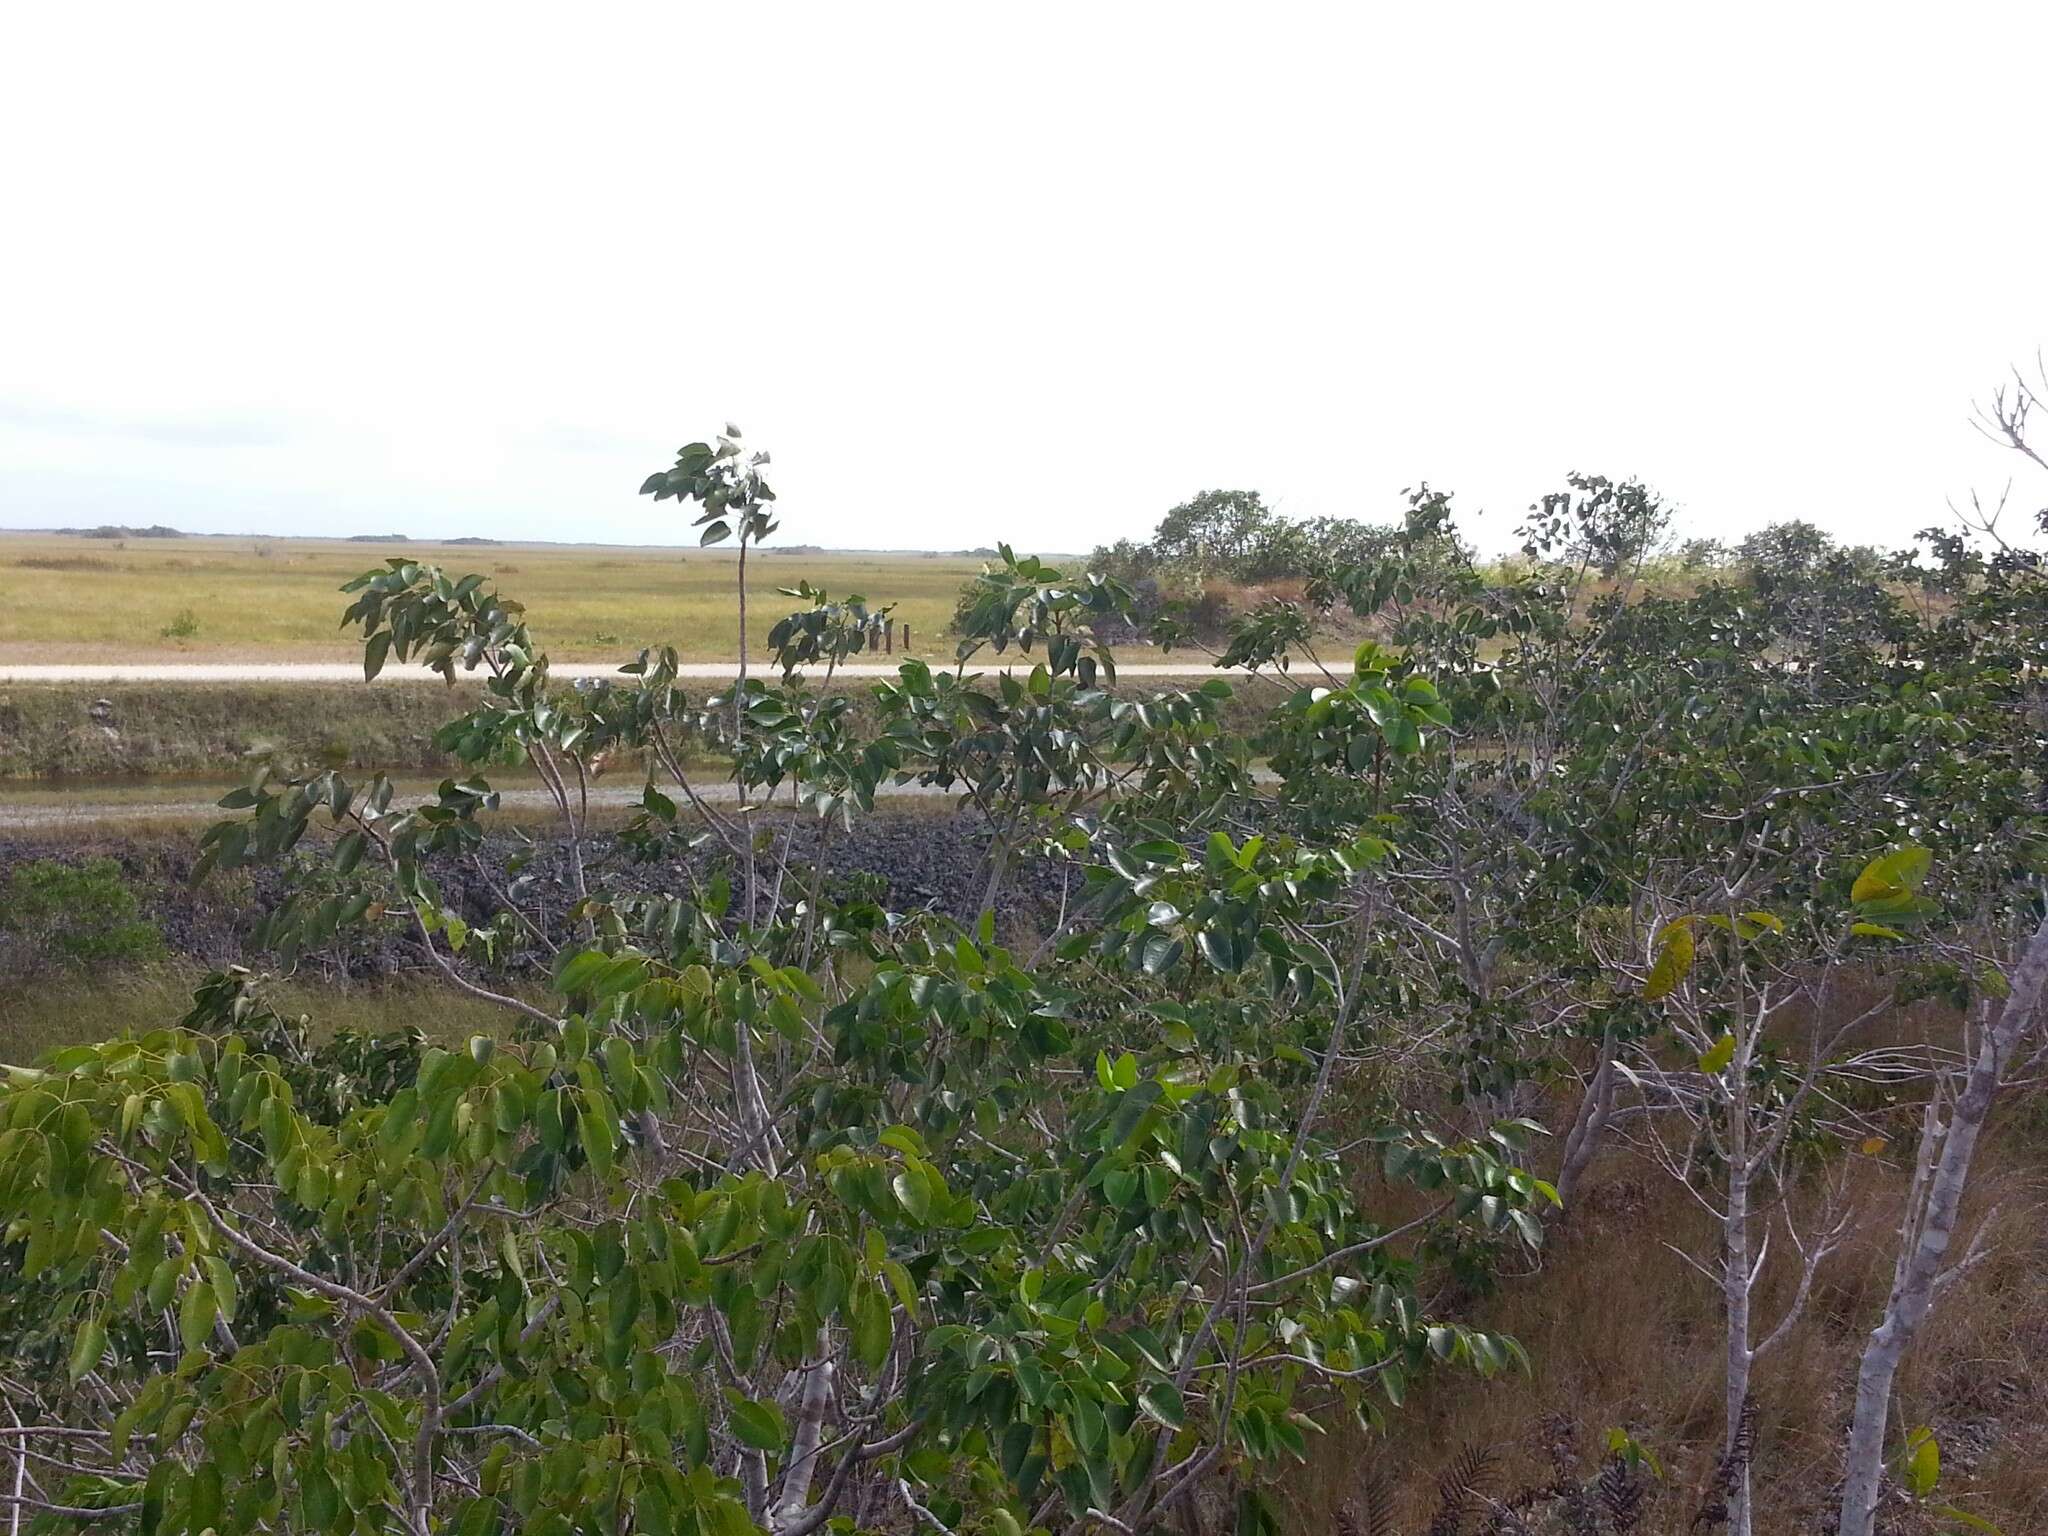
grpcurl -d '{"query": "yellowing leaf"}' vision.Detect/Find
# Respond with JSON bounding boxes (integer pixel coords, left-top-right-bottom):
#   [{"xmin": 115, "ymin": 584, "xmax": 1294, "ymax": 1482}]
[
  {"xmin": 1852, "ymin": 845, "xmax": 1931, "ymax": 905},
  {"xmin": 1644, "ymin": 920, "xmax": 1696, "ymax": 1002},
  {"xmin": 1903, "ymin": 1426, "xmax": 1940, "ymax": 1497},
  {"xmin": 1697, "ymin": 1033, "xmax": 1737, "ymax": 1074}
]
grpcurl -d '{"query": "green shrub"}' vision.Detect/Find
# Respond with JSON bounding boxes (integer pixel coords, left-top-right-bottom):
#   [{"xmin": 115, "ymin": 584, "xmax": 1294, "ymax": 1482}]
[{"xmin": 0, "ymin": 857, "xmax": 164, "ymax": 969}]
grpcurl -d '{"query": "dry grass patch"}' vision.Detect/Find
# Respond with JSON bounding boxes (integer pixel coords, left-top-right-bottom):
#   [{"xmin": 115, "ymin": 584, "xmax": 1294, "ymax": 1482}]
[
  {"xmin": 0, "ymin": 532, "xmax": 986, "ymax": 662},
  {"xmin": 1281, "ymin": 1099, "xmax": 2048, "ymax": 1536}
]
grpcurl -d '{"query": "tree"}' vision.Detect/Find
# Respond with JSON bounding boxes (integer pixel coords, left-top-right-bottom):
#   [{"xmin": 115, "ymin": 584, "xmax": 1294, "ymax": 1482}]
[
  {"xmin": 0, "ymin": 437, "xmax": 1549, "ymax": 1536},
  {"xmin": 1610, "ymin": 867, "xmax": 1937, "ymax": 1536},
  {"xmin": 1835, "ymin": 371, "xmax": 2048, "ymax": 1536},
  {"xmin": 1835, "ymin": 908, "xmax": 2048, "ymax": 1536},
  {"xmin": 1109, "ymin": 493, "xmax": 1414, "ymax": 589},
  {"xmin": 1147, "ymin": 489, "xmax": 1277, "ymax": 579},
  {"xmin": 1520, "ymin": 473, "xmax": 1672, "ymax": 582},
  {"xmin": 6, "ymin": 414, "xmax": 2046, "ymax": 1535}
]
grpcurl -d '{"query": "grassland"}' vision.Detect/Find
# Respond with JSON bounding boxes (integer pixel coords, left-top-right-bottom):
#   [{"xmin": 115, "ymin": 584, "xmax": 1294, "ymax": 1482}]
[
  {"xmin": 0, "ymin": 532, "xmax": 987, "ymax": 662},
  {"xmin": 0, "ymin": 963, "xmax": 527, "ymax": 1064}
]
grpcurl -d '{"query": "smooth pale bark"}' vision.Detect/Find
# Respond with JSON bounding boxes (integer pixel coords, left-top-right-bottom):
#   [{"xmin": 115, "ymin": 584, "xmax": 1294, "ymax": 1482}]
[
  {"xmin": 1836, "ymin": 912, "xmax": 2048, "ymax": 1536},
  {"xmin": 774, "ymin": 1361, "xmax": 835, "ymax": 1532},
  {"xmin": 1555, "ymin": 1031, "xmax": 1615, "ymax": 1213},
  {"xmin": 1722, "ymin": 1040, "xmax": 1755, "ymax": 1536}
]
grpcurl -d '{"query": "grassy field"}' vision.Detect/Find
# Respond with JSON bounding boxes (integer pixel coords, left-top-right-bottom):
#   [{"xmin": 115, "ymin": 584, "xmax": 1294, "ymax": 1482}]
[
  {"xmin": 0, "ymin": 532, "xmax": 988, "ymax": 662},
  {"xmin": 0, "ymin": 963, "xmax": 525, "ymax": 1063}
]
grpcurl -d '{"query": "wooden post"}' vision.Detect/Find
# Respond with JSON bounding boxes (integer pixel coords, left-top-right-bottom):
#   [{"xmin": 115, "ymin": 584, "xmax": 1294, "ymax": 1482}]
[
  {"xmin": 884, "ymin": 620, "xmax": 893, "ymax": 654},
  {"xmin": 902, "ymin": 623, "xmax": 912, "ymax": 652}
]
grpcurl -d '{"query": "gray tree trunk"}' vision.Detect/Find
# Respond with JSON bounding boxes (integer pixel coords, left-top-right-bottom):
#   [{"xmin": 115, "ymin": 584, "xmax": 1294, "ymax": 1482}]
[
  {"xmin": 1555, "ymin": 1031, "xmax": 1615, "ymax": 1213},
  {"xmin": 775, "ymin": 1360, "xmax": 835, "ymax": 1531},
  {"xmin": 1723, "ymin": 1111, "xmax": 1754, "ymax": 1536},
  {"xmin": 1836, "ymin": 911, "xmax": 2048, "ymax": 1536}
]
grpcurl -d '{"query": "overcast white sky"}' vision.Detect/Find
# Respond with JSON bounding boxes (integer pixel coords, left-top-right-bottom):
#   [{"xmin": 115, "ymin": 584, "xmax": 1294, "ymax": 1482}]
[{"xmin": 4, "ymin": 4, "xmax": 2046, "ymax": 554}]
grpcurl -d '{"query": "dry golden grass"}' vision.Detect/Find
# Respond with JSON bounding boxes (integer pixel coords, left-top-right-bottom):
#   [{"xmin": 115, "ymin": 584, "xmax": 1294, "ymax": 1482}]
[
  {"xmin": 1321, "ymin": 1136, "xmax": 2046, "ymax": 1535},
  {"xmin": 0, "ymin": 531, "xmax": 987, "ymax": 662},
  {"xmin": 1283, "ymin": 1008, "xmax": 2048, "ymax": 1536}
]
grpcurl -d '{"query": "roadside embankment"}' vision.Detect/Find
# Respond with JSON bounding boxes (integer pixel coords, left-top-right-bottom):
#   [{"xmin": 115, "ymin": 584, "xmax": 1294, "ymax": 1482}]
[
  {"xmin": 0, "ymin": 676, "xmax": 1285, "ymax": 781},
  {"xmin": 0, "ymin": 683, "xmax": 458, "ymax": 778}
]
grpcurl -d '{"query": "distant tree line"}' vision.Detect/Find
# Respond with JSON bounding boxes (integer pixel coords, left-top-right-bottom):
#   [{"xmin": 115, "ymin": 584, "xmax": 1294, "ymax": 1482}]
[
  {"xmin": 947, "ymin": 481, "xmax": 1912, "ymax": 645},
  {"xmin": 55, "ymin": 523, "xmax": 187, "ymax": 539}
]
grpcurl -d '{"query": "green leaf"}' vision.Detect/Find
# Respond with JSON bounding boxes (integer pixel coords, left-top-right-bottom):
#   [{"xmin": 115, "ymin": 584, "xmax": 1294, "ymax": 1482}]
[
  {"xmin": 852, "ymin": 1282, "xmax": 892, "ymax": 1370},
  {"xmin": 1107, "ymin": 1080, "xmax": 1161, "ymax": 1148},
  {"xmin": 556, "ymin": 948, "xmax": 609, "ymax": 995},
  {"xmin": 1139, "ymin": 1382, "xmax": 1186, "ymax": 1430},
  {"xmin": 1141, "ymin": 934, "xmax": 1183, "ymax": 976},
  {"xmin": 1069, "ymin": 1395, "xmax": 1106, "ymax": 1454},
  {"xmin": 999, "ymin": 1424, "xmax": 1035, "ymax": 1482},
  {"xmin": 179, "ymin": 1277, "xmax": 218, "ymax": 1352},
  {"xmin": 1697, "ymin": 1032, "xmax": 1737, "ymax": 1074},
  {"xmin": 1196, "ymin": 928, "xmax": 1242, "ymax": 973},
  {"xmin": 1904, "ymin": 1425, "xmax": 1940, "ymax": 1498},
  {"xmin": 879, "ymin": 1125, "xmax": 927, "ymax": 1157},
  {"xmin": 726, "ymin": 1393, "xmax": 788, "ymax": 1452},
  {"xmin": 892, "ymin": 1170, "xmax": 932, "ymax": 1224},
  {"xmin": 69, "ymin": 1315, "xmax": 108, "ymax": 1383},
  {"xmin": 883, "ymin": 1259, "xmax": 920, "ymax": 1313},
  {"xmin": 577, "ymin": 1089, "xmax": 617, "ymax": 1180},
  {"xmin": 205, "ymin": 1255, "xmax": 237, "ymax": 1322}
]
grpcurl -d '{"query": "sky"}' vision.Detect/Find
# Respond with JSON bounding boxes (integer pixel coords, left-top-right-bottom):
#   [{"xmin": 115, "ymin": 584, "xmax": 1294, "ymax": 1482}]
[{"xmin": 4, "ymin": 3, "xmax": 2047, "ymax": 555}]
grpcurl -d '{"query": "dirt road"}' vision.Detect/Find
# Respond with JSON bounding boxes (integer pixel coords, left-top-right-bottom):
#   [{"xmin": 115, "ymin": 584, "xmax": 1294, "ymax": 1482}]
[
  {"xmin": 0, "ymin": 777, "xmax": 966, "ymax": 830},
  {"xmin": 0, "ymin": 660, "xmax": 1288, "ymax": 684}
]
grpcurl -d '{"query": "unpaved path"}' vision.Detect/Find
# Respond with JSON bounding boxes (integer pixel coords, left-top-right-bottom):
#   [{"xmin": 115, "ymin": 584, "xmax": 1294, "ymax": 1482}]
[
  {"xmin": 0, "ymin": 768, "xmax": 1287, "ymax": 831},
  {"xmin": 0, "ymin": 778, "xmax": 962, "ymax": 830},
  {"xmin": 0, "ymin": 660, "xmax": 1304, "ymax": 684}
]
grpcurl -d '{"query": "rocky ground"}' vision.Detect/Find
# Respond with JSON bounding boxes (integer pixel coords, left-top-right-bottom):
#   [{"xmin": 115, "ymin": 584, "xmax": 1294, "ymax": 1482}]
[{"xmin": 0, "ymin": 810, "xmax": 1077, "ymax": 985}]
